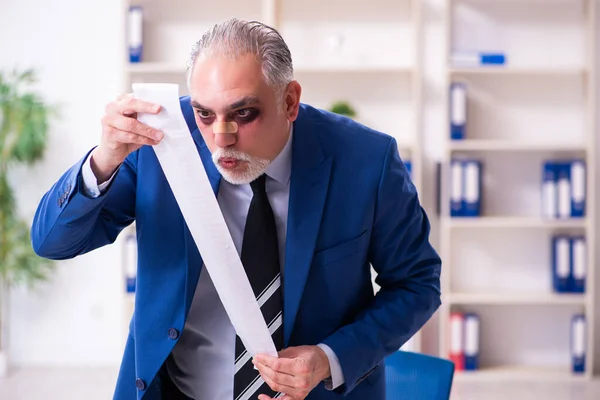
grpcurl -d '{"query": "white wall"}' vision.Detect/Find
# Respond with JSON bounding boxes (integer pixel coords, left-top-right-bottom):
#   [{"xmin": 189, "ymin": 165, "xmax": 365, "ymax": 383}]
[
  {"xmin": 0, "ymin": 0, "xmax": 126, "ymax": 366},
  {"xmin": 0, "ymin": 0, "xmax": 599, "ymax": 372}
]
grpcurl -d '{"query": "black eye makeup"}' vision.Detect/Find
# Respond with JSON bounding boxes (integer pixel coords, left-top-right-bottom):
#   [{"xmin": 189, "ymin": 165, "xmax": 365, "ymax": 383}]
[
  {"xmin": 231, "ymin": 108, "xmax": 260, "ymax": 124},
  {"xmin": 194, "ymin": 107, "xmax": 260, "ymax": 126},
  {"xmin": 195, "ymin": 109, "xmax": 214, "ymax": 123}
]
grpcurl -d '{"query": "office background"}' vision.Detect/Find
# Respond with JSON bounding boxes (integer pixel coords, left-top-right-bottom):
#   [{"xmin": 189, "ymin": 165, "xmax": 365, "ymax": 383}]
[{"xmin": 1, "ymin": 0, "xmax": 599, "ymax": 398}]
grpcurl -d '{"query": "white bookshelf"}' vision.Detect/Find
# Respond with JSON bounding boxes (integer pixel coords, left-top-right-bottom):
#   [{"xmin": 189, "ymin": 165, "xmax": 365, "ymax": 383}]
[
  {"xmin": 444, "ymin": 216, "xmax": 588, "ymax": 229},
  {"xmin": 446, "ymin": 292, "xmax": 588, "ymax": 306},
  {"xmin": 439, "ymin": 0, "xmax": 597, "ymax": 381},
  {"xmin": 449, "ymin": 67, "xmax": 588, "ymax": 76},
  {"xmin": 454, "ymin": 365, "xmax": 589, "ymax": 382},
  {"xmin": 119, "ymin": 0, "xmax": 427, "ymax": 353},
  {"xmin": 448, "ymin": 140, "xmax": 587, "ymax": 152}
]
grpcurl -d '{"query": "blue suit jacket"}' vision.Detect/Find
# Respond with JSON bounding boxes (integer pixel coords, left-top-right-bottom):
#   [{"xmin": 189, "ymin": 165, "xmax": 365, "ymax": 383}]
[{"xmin": 31, "ymin": 98, "xmax": 441, "ymax": 399}]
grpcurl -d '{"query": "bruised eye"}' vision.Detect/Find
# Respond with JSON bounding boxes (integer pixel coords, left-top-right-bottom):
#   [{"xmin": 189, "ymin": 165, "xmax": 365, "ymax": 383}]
[
  {"xmin": 196, "ymin": 110, "xmax": 212, "ymax": 119},
  {"xmin": 234, "ymin": 108, "xmax": 260, "ymax": 123},
  {"xmin": 195, "ymin": 109, "xmax": 215, "ymax": 124},
  {"xmin": 237, "ymin": 109, "xmax": 251, "ymax": 118}
]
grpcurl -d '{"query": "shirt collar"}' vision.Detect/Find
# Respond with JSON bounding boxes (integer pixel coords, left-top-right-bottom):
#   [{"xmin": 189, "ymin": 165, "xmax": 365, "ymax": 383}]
[{"xmin": 265, "ymin": 124, "xmax": 293, "ymax": 186}]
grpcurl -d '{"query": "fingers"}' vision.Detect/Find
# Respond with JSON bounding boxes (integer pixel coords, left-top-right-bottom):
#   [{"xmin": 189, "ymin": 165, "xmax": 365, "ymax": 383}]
[
  {"xmin": 102, "ymin": 112, "xmax": 163, "ymax": 142},
  {"xmin": 254, "ymin": 361, "xmax": 296, "ymax": 388},
  {"xmin": 254, "ymin": 360, "xmax": 310, "ymax": 400},
  {"xmin": 259, "ymin": 370, "xmax": 296, "ymax": 398},
  {"xmin": 106, "ymin": 94, "xmax": 162, "ymax": 117},
  {"xmin": 255, "ymin": 355, "xmax": 310, "ymax": 377}
]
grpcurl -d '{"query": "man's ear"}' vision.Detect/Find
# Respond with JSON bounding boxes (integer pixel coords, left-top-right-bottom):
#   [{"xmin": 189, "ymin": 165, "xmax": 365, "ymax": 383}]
[{"xmin": 284, "ymin": 81, "xmax": 302, "ymax": 121}]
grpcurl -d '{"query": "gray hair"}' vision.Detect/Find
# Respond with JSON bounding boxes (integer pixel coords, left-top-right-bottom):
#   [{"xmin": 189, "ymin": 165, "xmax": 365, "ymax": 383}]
[{"xmin": 186, "ymin": 18, "xmax": 294, "ymax": 98}]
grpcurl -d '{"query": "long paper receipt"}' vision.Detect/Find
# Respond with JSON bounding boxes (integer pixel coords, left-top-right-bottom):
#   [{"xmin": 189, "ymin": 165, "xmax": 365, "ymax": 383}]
[{"xmin": 132, "ymin": 83, "xmax": 278, "ymax": 358}]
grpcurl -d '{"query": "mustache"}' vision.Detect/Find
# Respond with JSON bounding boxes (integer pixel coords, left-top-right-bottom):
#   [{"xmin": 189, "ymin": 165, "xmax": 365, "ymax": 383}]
[{"xmin": 212, "ymin": 148, "xmax": 252, "ymax": 162}]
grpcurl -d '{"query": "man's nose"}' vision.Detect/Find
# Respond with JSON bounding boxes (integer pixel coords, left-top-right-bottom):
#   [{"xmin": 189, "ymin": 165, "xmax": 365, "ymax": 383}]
[
  {"xmin": 213, "ymin": 120, "xmax": 238, "ymax": 148},
  {"xmin": 214, "ymin": 131, "xmax": 237, "ymax": 148}
]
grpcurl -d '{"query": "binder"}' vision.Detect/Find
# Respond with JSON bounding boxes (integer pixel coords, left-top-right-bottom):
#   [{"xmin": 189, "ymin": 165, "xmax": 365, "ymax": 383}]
[
  {"xmin": 450, "ymin": 160, "xmax": 464, "ymax": 217},
  {"xmin": 551, "ymin": 235, "xmax": 571, "ymax": 293},
  {"xmin": 556, "ymin": 162, "xmax": 571, "ymax": 219},
  {"xmin": 464, "ymin": 313, "xmax": 480, "ymax": 371},
  {"xmin": 404, "ymin": 160, "xmax": 412, "ymax": 178},
  {"xmin": 571, "ymin": 314, "xmax": 586, "ymax": 373},
  {"xmin": 128, "ymin": 6, "xmax": 143, "ymax": 63},
  {"xmin": 541, "ymin": 161, "xmax": 558, "ymax": 219},
  {"xmin": 570, "ymin": 160, "xmax": 586, "ymax": 217},
  {"xmin": 571, "ymin": 236, "xmax": 586, "ymax": 293},
  {"xmin": 450, "ymin": 83, "xmax": 467, "ymax": 140},
  {"xmin": 449, "ymin": 313, "xmax": 465, "ymax": 370},
  {"xmin": 451, "ymin": 52, "xmax": 506, "ymax": 67},
  {"xmin": 462, "ymin": 160, "xmax": 482, "ymax": 217},
  {"xmin": 125, "ymin": 233, "xmax": 137, "ymax": 293}
]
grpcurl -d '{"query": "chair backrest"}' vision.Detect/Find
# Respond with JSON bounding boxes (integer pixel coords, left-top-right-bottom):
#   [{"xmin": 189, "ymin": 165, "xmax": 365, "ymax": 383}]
[{"xmin": 384, "ymin": 350, "xmax": 455, "ymax": 400}]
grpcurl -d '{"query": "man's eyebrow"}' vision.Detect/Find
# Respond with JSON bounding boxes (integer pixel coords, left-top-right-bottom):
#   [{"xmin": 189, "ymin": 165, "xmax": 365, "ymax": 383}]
[
  {"xmin": 190, "ymin": 96, "xmax": 260, "ymax": 112},
  {"xmin": 228, "ymin": 96, "xmax": 260, "ymax": 110}
]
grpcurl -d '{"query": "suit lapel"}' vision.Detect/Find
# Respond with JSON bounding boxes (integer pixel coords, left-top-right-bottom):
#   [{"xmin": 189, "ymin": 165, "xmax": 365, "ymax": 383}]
[{"xmin": 284, "ymin": 108, "xmax": 332, "ymax": 346}]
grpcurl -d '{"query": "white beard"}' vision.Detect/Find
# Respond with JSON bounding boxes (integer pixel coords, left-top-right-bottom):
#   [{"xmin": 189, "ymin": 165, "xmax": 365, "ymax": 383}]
[{"xmin": 211, "ymin": 147, "xmax": 270, "ymax": 185}]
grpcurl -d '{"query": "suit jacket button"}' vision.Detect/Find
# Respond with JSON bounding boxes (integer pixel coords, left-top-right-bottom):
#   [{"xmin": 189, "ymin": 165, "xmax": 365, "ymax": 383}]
[
  {"xmin": 135, "ymin": 378, "xmax": 146, "ymax": 390},
  {"xmin": 168, "ymin": 328, "xmax": 179, "ymax": 340}
]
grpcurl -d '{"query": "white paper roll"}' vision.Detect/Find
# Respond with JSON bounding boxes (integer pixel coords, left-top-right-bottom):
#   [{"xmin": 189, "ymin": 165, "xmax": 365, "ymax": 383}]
[{"xmin": 132, "ymin": 83, "xmax": 278, "ymax": 358}]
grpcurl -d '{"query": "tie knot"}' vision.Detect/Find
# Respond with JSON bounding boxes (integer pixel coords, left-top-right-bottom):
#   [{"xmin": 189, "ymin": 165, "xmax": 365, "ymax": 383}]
[{"xmin": 249, "ymin": 174, "xmax": 267, "ymax": 195}]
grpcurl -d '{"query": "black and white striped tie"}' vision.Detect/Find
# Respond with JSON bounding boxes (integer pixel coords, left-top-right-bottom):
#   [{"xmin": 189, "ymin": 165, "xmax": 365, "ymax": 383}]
[{"xmin": 234, "ymin": 174, "xmax": 284, "ymax": 400}]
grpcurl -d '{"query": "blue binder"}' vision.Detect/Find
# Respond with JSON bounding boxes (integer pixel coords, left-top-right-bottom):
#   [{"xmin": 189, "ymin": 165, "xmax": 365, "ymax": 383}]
[
  {"xmin": 556, "ymin": 162, "xmax": 571, "ymax": 219},
  {"xmin": 570, "ymin": 160, "xmax": 586, "ymax": 217},
  {"xmin": 551, "ymin": 235, "xmax": 571, "ymax": 293},
  {"xmin": 570, "ymin": 236, "xmax": 586, "ymax": 293},
  {"xmin": 451, "ymin": 52, "xmax": 506, "ymax": 66},
  {"xmin": 479, "ymin": 53, "xmax": 506, "ymax": 65},
  {"xmin": 450, "ymin": 83, "xmax": 467, "ymax": 140},
  {"xmin": 404, "ymin": 160, "xmax": 412, "ymax": 178},
  {"xmin": 128, "ymin": 6, "xmax": 143, "ymax": 63},
  {"xmin": 571, "ymin": 314, "xmax": 586, "ymax": 373},
  {"xmin": 541, "ymin": 161, "xmax": 558, "ymax": 218},
  {"xmin": 125, "ymin": 233, "xmax": 137, "ymax": 293},
  {"xmin": 450, "ymin": 160, "xmax": 464, "ymax": 216},
  {"xmin": 464, "ymin": 313, "xmax": 480, "ymax": 370},
  {"xmin": 462, "ymin": 160, "xmax": 482, "ymax": 217}
]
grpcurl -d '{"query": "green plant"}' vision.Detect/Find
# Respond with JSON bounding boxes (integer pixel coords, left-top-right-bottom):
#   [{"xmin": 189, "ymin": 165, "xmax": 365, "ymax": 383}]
[
  {"xmin": 0, "ymin": 68, "xmax": 55, "ymax": 287},
  {"xmin": 328, "ymin": 100, "xmax": 357, "ymax": 118}
]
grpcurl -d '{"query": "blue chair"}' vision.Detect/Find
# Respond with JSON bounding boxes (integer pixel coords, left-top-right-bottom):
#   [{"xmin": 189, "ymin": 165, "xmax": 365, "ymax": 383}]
[{"xmin": 384, "ymin": 350, "xmax": 455, "ymax": 400}]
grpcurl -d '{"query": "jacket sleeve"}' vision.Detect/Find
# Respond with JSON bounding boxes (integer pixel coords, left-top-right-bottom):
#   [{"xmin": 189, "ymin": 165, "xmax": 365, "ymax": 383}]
[
  {"xmin": 320, "ymin": 137, "xmax": 442, "ymax": 395},
  {"xmin": 30, "ymin": 147, "xmax": 138, "ymax": 260}
]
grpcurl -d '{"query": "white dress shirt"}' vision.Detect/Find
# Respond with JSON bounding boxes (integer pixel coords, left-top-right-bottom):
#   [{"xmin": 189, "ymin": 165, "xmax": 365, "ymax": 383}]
[{"xmin": 80, "ymin": 127, "xmax": 344, "ymax": 399}]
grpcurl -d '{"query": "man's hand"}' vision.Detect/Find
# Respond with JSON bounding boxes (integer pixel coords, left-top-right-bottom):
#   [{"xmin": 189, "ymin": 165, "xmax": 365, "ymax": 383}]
[
  {"xmin": 91, "ymin": 93, "xmax": 164, "ymax": 183},
  {"xmin": 253, "ymin": 345, "xmax": 331, "ymax": 400}
]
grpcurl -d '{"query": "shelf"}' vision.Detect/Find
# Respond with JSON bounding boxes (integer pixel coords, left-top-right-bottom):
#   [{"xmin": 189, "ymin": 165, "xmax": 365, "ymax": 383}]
[
  {"xmin": 127, "ymin": 62, "xmax": 415, "ymax": 75},
  {"xmin": 127, "ymin": 62, "xmax": 188, "ymax": 74},
  {"xmin": 294, "ymin": 65, "xmax": 414, "ymax": 74},
  {"xmin": 444, "ymin": 217, "xmax": 587, "ymax": 229},
  {"xmin": 125, "ymin": 293, "xmax": 135, "ymax": 304},
  {"xmin": 454, "ymin": 366, "xmax": 587, "ymax": 382},
  {"xmin": 448, "ymin": 140, "xmax": 587, "ymax": 152},
  {"xmin": 449, "ymin": 67, "xmax": 588, "ymax": 77},
  {"xmin": 447, "ymin": 292, "xmax": 587, "ymax": 306},
  {"xmin": 397, "ymin": 140, "xmax": 416, "ymax": 151}
]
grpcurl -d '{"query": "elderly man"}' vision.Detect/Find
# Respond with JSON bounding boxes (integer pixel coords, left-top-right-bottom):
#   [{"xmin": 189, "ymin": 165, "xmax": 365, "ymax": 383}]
[{"xmin": 31, "ymin": 18, "xmax": 441, "ymax": 400}]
